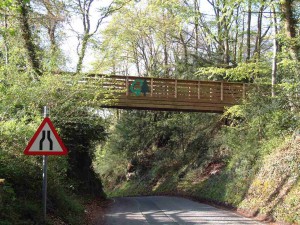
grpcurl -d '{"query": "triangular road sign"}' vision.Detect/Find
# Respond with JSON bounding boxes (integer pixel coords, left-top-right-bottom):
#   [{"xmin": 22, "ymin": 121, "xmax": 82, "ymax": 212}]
[{"xmin": 24, "ymin": 118, "xmax": 68, "ymax": 155}]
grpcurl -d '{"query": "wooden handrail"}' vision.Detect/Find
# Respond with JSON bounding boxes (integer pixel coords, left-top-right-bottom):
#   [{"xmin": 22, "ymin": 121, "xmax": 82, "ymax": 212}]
[{"xmin": 84, "ymin": 74, "xmax": 248, "ymax": 85}]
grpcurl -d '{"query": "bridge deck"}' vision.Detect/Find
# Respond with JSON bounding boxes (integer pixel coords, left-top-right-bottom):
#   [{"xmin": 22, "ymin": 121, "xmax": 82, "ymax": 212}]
[{"xmin": 86, "ymin": 75, "xmax": 247, "ymax": 113}]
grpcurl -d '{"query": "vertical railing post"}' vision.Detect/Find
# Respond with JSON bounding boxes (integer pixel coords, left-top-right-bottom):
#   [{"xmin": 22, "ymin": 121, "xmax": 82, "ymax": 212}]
[
  {"xmin": 198, "ymin": 81, "xmax": 200, "ymax": 99},
  {"xmin": 151, "ymin": 78, "xmax": 153, "ymax": 97},
  {"xmin": 175, "ymin": 79, "xmax": 178, "ymax": 98},
  {"xmin": 221, "ymin": 81, "xmax": 224, "ymax": 101},
  {"xmin": 125, "ymin": 76, "xmax": 129, "ymax": 96}
]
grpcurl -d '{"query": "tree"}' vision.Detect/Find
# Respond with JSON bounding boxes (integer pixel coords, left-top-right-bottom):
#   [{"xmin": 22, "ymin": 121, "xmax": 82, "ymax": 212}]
[
  {"xmin": 246, "ymin": 0, "xmax": 252, "ymax": 61},
  {"xmin": 271, "ymin": 4, "xmax": 278, "ymax": 96},
  {"xmin": 17, "ymin": 0, "xmax": 42, "ymax": 77},
  {"xmin": 38, "ymin": 0, "xmax": 66, "ymax": 54},
  {"xmin": 70, "ymin": 0, "xmax": 131, "ymax": 73},
  {"xmin": 280, "ymin": 0, "xmax": 299, "ymax": 61}
]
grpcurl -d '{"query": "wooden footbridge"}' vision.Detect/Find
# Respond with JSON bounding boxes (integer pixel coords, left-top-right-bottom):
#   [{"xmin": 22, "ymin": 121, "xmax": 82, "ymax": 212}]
[{"xmin": 86, "ymin": 75, "xmax": 248, "ymax": 113}]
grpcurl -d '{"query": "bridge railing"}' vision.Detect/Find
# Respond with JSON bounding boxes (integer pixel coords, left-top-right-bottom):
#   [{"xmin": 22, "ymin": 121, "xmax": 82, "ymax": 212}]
[{"xmin": 84, "ymin": 75, "xmax": 248, "ymax": 104}]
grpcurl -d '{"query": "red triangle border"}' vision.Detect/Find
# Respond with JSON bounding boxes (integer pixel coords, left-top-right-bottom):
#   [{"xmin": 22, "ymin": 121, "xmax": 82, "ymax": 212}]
[{"xmin": 24, "ymin": 117, "xmax": 68, "ymax": 156}]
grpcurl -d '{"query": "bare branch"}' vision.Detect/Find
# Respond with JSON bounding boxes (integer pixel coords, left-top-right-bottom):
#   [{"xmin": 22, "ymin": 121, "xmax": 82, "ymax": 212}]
[
  {"xmin": 261, "ymin": 25, "xmax": 271, "ymax": 39},
  {"xmin": 91, "ymin": 0, "xmax": 132, "ymax": 36}
]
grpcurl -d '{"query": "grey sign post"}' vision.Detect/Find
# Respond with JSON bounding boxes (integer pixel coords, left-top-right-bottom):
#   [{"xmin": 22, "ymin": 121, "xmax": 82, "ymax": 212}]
[
  {"xmin": 42, "ymin": 106, "xmax": 49, "ymax": 222},
  {"xmin": 24, "ymin": 106, "xmax": 68, "ymax": 223}
]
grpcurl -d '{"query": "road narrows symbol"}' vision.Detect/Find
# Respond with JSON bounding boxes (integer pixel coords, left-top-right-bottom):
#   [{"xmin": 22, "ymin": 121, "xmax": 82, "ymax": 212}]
[
  {"xmin": 47, "ymin": 131, "xmax": 53, "ymax": 150},
  {"xmin": 40, "ymin": 131, "xmax": 46, "ymax": 150},
  {"xmin": 39, "ymin": 130, "xmax": 54, "ymax": 150}
]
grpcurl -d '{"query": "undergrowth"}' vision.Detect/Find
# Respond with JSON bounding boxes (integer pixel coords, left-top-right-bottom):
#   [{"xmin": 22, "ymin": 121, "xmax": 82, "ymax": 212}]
[{"xmin": 97, "ymin": 87, "xmax": 300, "ymax": 224}]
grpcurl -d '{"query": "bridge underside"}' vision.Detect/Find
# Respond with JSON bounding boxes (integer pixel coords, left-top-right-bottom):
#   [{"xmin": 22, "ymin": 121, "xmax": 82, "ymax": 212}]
[{"xmin": 103, "ymin": 96, "xmax": 234, "ymax": 113}]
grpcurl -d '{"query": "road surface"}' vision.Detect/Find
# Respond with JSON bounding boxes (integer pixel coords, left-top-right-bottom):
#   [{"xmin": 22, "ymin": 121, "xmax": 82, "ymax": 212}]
[{"xmin": 103, "ymin": 196, "xmax": 263, "ymax": 225}]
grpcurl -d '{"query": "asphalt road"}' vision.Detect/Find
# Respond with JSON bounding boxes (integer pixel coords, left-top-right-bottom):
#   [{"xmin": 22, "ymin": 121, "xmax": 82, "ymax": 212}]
[{"xmin": 103, "ymin": 196, "xmax": 263, "ymax": 225}]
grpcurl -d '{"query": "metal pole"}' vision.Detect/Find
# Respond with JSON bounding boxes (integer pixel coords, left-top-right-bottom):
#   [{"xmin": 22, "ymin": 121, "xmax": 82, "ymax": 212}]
[
  {"xmin": 42, "ymin": 155, "xmax": 48, "ymax": 222},
  {"xmin": 42, "ymin": 106, "xmax": 49, "ymax": 222}
]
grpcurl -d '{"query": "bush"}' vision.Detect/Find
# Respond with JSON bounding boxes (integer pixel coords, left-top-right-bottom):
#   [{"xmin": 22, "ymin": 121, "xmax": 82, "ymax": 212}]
[{"xmin": 0, "ymin": 72, "xmax": 108, "ymax": 224}]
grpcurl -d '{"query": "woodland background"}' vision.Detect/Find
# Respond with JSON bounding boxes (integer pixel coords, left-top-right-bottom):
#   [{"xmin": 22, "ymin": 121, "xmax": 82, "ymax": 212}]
[{"xmin": 0, "ymin": 0, "xmax": 300, "ymax": 224}]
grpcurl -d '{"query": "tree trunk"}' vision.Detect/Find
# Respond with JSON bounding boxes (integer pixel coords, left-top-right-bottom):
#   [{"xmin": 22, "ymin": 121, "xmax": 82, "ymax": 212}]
[
  {"xmin": 133, "ymin": 43, "xmax": 141, "ymax": 76},
  {"xmin": 238, "ymin": 12, "xmax": 245, "ymax": 62},
  {"xmin": 271, "ymin": 6, "xmax": 278, "ymax": 97},
  {"xmin": 140, "ymin": 44, "xmax": 149, "ymax": 75},
  {"xmin": 223, "ymin": 19, "xmax": 230, "ymax": 64},
  {"xmin": 246, "ymin": 0, "xmax": 252, "ymax": 61},
  {"xmin": 112, "ymin": 56, "xmax": 116, "ymax": 74},
  {"xmin": 281, "ymin": 0, "xmax": 299, "ymax": 61},
  {"xmin": 18, "ymin": 0, "xmax": 42, "ymax": 77},
  {"xmin": 164, "ymin": 39, "xmax": 169, "ymax": 77},
  {"xmin": 224, "ymin": 34, "xmax": 230, "ymax": 64},
  {"xmin": 48, "ymin": 23, "xmax": 57, "ymax": 54},
  {"xmin": 233, "ymin": 7, "xmax": 240, "ymax": 63},
  {"xmin": 76, "ymin": 34, "xmax": 89, "ymax": 73},
  {"xmin": 194, "ymin": 0, "xmax": 200, "ymax": 54},
  {"xmin": 163, "ymin": 11, "xmax": 169, "ymax": 77},
  {"xmin": 180, "ymin": 33, "xmax": 188, "ymax": 69},
  {"xmin": 216, "ymin": 0, "xmax": 223, "ymax": 62},
  {"xmin": 253, "ymin": 6, "xmax": 263, "ymax": 59}
]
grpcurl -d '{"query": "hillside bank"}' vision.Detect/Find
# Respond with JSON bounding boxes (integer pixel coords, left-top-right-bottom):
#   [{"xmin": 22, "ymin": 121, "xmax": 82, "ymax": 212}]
[{"xmin": 96, "ymin": 93, "xmax": 300, "ymax": 224}]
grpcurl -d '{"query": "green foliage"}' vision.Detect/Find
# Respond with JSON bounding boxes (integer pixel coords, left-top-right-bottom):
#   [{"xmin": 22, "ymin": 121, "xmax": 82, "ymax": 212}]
[
  {"xmin": 92, "ymin": 0, "xmax": 197, "ymax": 77},
  {"xmin": 0, "ymin": 71, "xmax": 110, "ymax": 223},
  {"xmin": 47, "ymin": 182, "xmax": 84, "ymax": 225},
  {"xmin": 195, "ymin": 61, "xmax": 272, "ymax": 82},
  {"xmin": 0, "ymin": 0, "xmax": 22, "ymax": 10},
  {"xmin": 0, "ymin": 183, "xmax": 19, "ymax": 224},
  {"xmin": 96, "ymin": 110, "xmax": 220, "ymax": 194},
  {"xmin": 238, "ymin": 140, "xmax": 300, "ymax": 223},
  {"xmin": 96, "ymin": 111, "xmax": 217, "ymax": 175}
]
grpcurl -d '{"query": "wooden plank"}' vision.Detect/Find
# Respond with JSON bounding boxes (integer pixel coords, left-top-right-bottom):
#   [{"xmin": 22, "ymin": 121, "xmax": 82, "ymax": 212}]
[
  {"xmin": 110, "ymin": 96, "xmax": 237, "ymax": 105},
  {"xmin": 114, "ymin": 96, "xmax": 231, "ymax": 104},
  {"xmin": 105, "ymin": 98, "xmax": 238, "ymax": 106},
  {"xmin": 151, "ymin": 78, "xmax": 153, "ymax": 97},
  {"xmin": 113, "ymin": 101, "xmax": 231, "ymax": 110},
  {"xmin": 112, "ymin": 99, "xmax": 236, "ymax": 106},
  {"xmin": 105, "ymin": 105, "xmax": 224, "ymax": 113},
  {"xmin": 152, "ymin": 85, "xmax": 175, "ymax": 89},
  {"xmin": 177, "ymin": 83, "xmax": 218, "ymax": 88},
  {"xmin": 111, "ymin": 101, "xmax": 232, "ymax": 108},
  {"xmin": 105, "ymin": 102, "xmax": 225, "ymax": 112},
  {"xmin": 101, "ymin": 85, "xmax": 126, "ymax": 89},
  {"xmin": 108, "ymin": 105, "xmax": 224, "ymax": 113}
]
